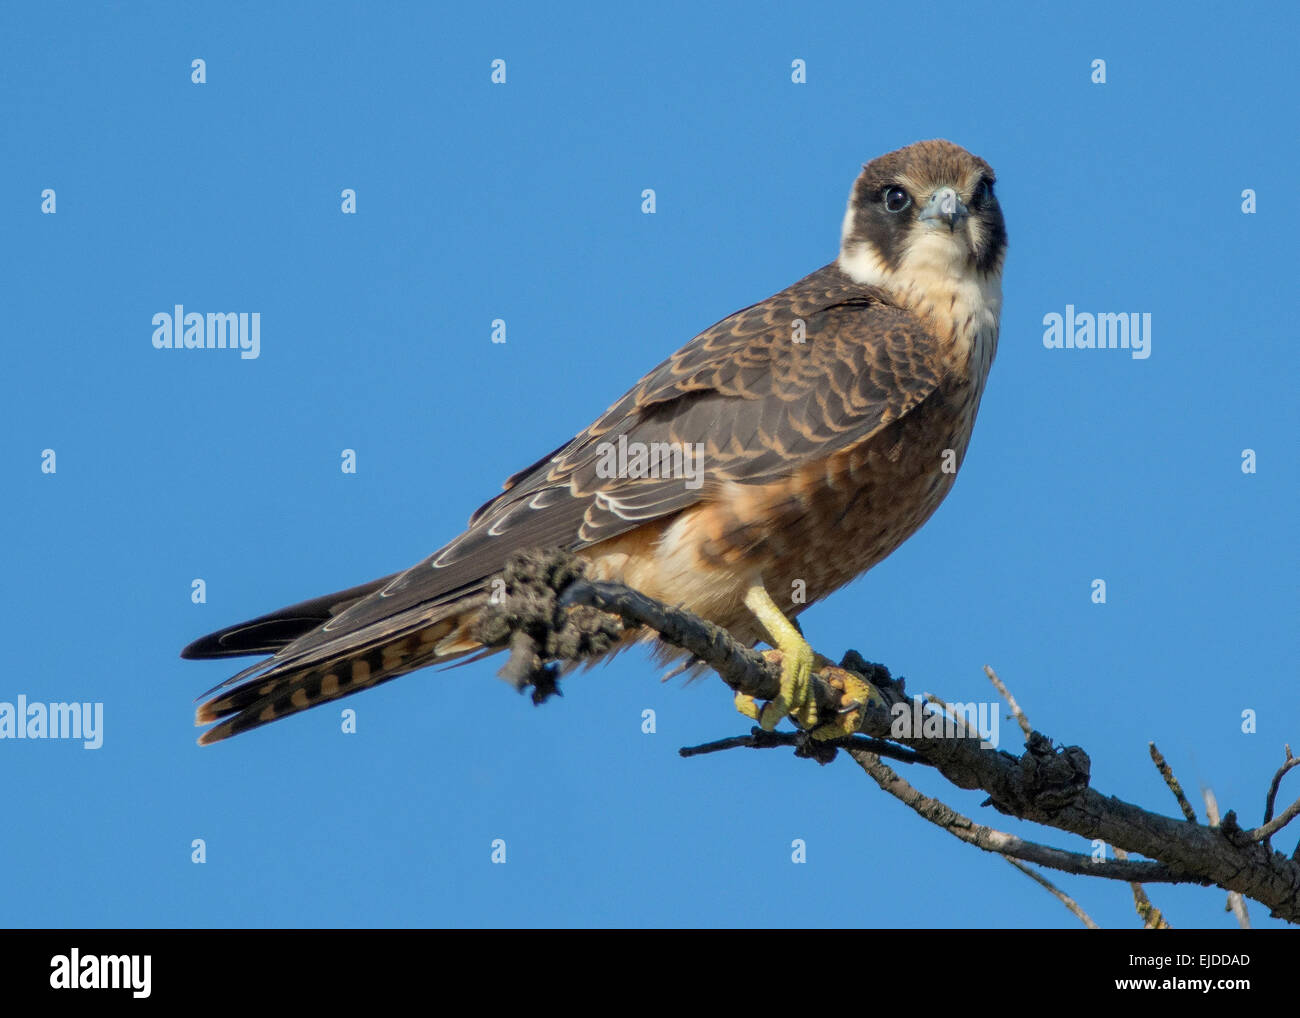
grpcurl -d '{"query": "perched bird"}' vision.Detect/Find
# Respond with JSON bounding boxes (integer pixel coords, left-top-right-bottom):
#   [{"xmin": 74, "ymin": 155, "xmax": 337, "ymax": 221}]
[{"xmin": 184, "ymin": 139, "xmax": 1006, "ymax": 745}]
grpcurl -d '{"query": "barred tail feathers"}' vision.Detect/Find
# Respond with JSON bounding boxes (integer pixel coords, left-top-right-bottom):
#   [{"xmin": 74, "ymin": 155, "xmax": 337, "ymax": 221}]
[{"xmin": 194, "ymin": 613, "xmax": 483, "ymax": 745}]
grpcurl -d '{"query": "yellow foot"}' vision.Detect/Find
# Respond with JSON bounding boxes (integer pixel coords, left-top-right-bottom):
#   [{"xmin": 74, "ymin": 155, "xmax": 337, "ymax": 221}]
[
  {"xmin": 734, "ymin": 691, "xmax": 762, "ymax": 721},
  {"xmin": 809, "ymin": 665, "xmax": 884, "ymax": 741},
  {"xmin": 731, "ymin": 582, "xmax": 884, "ymax": 740},
  {"xmin": 734, "ymin": 647, "xmax": 816, "ymax": 730}
]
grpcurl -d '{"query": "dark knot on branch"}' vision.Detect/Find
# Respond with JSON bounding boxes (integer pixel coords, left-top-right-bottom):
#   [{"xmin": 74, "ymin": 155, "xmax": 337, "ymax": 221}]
[
  {"xmin": 985, "ymin": 733, "xmax": 1091, "ymax": 816},
  {"xmin": 471, "ymin": 548, "xmax": 624, "ymax": 702}
]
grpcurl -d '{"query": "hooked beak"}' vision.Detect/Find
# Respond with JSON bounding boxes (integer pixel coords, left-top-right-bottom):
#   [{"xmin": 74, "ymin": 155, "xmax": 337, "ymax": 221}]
[{"xmin": 918, "ymin": 186, "xmax": 968, "ymax": 231}]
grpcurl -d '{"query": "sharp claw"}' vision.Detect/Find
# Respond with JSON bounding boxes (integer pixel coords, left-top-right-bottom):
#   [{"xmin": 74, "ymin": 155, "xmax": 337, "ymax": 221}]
[
  {"xmin": 734, "ymin": 586, "xmax": 884, "ymax": 738},
  {"xmin": 734, "ymin": 691, "xmax": 762, "ymax": 721},
  {"xmin": 806, "ymin": 665, "xmax": 883, "ymax": 740}
]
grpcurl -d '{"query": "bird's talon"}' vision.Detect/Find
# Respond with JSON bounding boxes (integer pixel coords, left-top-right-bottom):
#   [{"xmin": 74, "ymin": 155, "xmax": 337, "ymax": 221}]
[
  {"xmin": 807, "ymin": 665, "xmax": 883, "ymax": 740},
  {"xmin": 821, "ymin": 665, "xmax": 885, "ymax": 709},
  {"xmin": 733, "ymin": 691, "xmax": 762, "ymax": 722}
]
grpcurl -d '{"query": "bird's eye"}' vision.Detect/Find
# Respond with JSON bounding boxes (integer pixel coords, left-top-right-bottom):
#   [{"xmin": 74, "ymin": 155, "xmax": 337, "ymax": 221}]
[
  {"xmin": 973, "ymin": 178, "xmax": 994, "ymax": 202},
  {"xmin": 883, "ymin": 186, "xmax": 911, "ymax": 213}
]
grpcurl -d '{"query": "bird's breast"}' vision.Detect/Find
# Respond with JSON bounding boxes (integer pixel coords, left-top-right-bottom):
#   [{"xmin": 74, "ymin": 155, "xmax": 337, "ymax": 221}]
[{"xmin": 582, "ymin": 370, "xmax": 990, "ymax": 637}]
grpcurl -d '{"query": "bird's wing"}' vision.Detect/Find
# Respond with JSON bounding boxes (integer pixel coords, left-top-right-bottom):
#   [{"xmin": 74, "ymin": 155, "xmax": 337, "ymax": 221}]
[
  {"xmin": 187, "ymin": 262, "xmax": 946, "ymax": 725},
  {"xmin": 180, "ymin": 574, "xmax": 399, "ymax": 659}
]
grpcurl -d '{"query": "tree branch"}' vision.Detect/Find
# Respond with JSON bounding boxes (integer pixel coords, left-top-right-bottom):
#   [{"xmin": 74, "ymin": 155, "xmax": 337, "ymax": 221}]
[
  {"xmin": 679, "ymin": 728, "xmax": 925, "ymax": 767},
  {"xmin": 1114, "ymin": 846, "xmax": 1171, "ymax": 929},
  {"xmin": 1260, "ymin": 748, "xmax": 1300, "ymax": 853},
  {"xmin": 1149, "ymin": 742, "xmax": 1197, "ymax": 823},
  {"xmin": 1203, "ymin": 789, "xmax": 1252, "ymax": 929},
  {"xmin": 475, "ymin": 548, "xmax": 1300, "ymax": 924},
  {"xmin": 850, "ymin": 748, "xmax": 1176, "ymax": 884},
  {"xmin": 984, "ymin": 664, "xmax": 1032, "ymax": 739},
  {"xmin": 1004, "ymin": 857, "xmax": 1099, "ymax": 929}
]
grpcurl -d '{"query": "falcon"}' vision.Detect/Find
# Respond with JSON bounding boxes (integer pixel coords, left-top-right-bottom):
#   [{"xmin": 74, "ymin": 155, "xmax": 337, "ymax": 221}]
[{"xmin": 184, "ymin": 139, "xmax": 1007, "ymax": 745}]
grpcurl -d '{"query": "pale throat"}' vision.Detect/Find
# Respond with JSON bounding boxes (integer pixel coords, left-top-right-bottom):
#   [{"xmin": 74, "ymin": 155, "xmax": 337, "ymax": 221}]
[{"xmin": 837, "ymin": 225, "xmax": 1001, "ymax": 379}]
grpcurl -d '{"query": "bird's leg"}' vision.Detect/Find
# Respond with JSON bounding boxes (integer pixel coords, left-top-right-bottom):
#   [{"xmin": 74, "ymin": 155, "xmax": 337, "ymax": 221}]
[
  {"xmin": 733, "ymin": 583, "xmax": 817, "ymax": 731},
  {"xmin": 733, "ymin": 583, "xmax": 882, "ymax": 739}
]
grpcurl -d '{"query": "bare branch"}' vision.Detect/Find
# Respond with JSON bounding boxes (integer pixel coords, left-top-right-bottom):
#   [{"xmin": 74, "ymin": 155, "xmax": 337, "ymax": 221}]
[
  {"xmin": 1204, "ymin": 789, "xmax": 1252, "ymax": 930},
  {"xmin": 474, "ymin": 549, "xmax": 1300, "ymax": 924},
  {"xmin": 1114, "ymin": 846, "xmax": 1171, "ymax": 929},
  {"xmin": 1004, "ymin": 857, "xmax": 1099, "ymax": 929},
  {"xmin": 849, "ymin": 748, "xmax": 1175, "ymax": 883},
  {"xmin": 679, "ymin": 728, "xmax": 924, "ymax": 766},
  {"xmin": 1260, "ymin": 748, "xmax": 1300, "ymax": 853},
  {"xmin": 1149, "ymin": 742, "xmax": 1197, "ymax": 822},
  {"xmin": 984, "ymin": 664, "xmax": 1032, "ymax": 738},
  {"xmin": 1248, "ymin": 796, "xmax": 1300, "ymax": 845}
]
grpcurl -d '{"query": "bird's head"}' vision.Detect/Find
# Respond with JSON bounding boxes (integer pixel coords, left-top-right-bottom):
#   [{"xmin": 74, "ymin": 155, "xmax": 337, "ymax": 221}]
[{"xmin": 838, "ymin": 139, "xmax": 1006, "ymax": 293}]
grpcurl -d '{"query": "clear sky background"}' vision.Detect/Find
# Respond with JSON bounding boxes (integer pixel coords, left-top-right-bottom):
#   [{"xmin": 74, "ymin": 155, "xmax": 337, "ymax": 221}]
[{"xmin": 2, "ymin": 1, "xmax": 1295, "ymax": 929}]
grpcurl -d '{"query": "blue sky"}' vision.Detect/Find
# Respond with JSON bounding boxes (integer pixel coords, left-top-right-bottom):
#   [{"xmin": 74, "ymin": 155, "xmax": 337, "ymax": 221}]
[{"xmin": 2, "ymin": 1, "xmax": 1295, "ymax": 928}]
